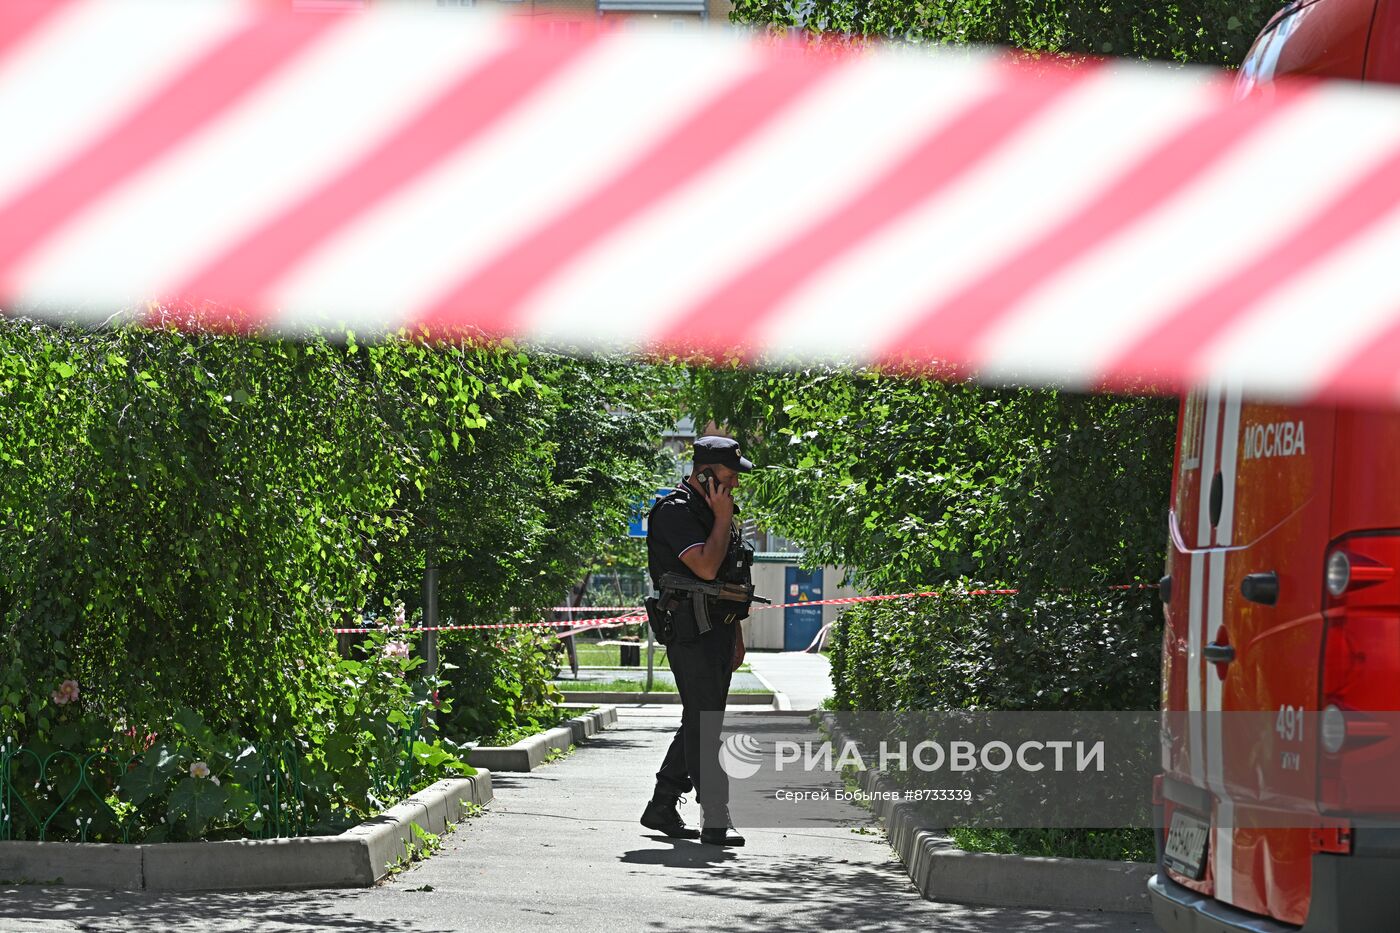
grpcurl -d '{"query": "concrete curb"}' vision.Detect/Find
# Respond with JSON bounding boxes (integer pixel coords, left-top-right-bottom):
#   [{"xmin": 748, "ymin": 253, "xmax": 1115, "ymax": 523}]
[
  {"xmin": 0, "ymin": 771, "xmax": 493, "ymax": 892},
  {"xmin": 558, "ymin": 691, "xmax": 774, "ymax": 706},
  {"xmin": 819, "ymin": 713, "xmax": 1152, "ymax": 914},
  {"xmin": 0, "ymin": 841, "xmax": 143, "ymax": 888},
  {"xmin": 749, "ymin": 670, "xmax": 791, "ymax": 711},
  {"xmin": 465, "ymin": 704, "xmax": 618, "ymax": 772}
]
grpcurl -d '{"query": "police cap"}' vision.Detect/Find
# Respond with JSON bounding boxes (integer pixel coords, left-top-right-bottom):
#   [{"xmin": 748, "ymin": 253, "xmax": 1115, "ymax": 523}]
[{"xmin": 693, "ymin": 435, "xmax": 754, "ymax": 473}]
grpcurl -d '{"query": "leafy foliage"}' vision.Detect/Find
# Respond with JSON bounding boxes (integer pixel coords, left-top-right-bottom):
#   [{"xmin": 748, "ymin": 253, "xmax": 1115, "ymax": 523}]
[
  {"xmin": 0, "ymin": 317, "xmax": 675, "ymax": 839},
  {"xmin": 731, "ymin": 0, "xmax": 1279, "ymax": 67},
  {"xmin": 687, "ymin": 364, "xmax": 1175, "ymax": 712},
  {"xmin": 689, "ymin": 366, "xmax": 1172, "ymax": 592},
  {"xmin": 951, "ymin": 825, "xmax": 1154, "ymax": 861},
  {"xmin": 689, "ymin": 365, "xmax": 1173, "ymax": 865},
  {"xmin": 827, "ymin": 591, "xmax": 1161, "ymax": 711},
  {"xmin": 437, "ymin": 628, "xmax": 566, "ymax": 746}
]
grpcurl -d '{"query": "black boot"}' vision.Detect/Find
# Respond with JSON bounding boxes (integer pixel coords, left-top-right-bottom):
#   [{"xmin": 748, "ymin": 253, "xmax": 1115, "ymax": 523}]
[
  {"xmin": 640, "ymin": 790, "xmax": 701, "ymax": 839},
  {"xmin": 699, "ymin": 807, "xmax": 746, "ymax": 846}
]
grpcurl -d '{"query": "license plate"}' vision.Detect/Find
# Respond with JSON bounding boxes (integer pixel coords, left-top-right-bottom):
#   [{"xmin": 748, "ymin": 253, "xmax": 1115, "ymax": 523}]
[{"xmin": 1164, "ymin": 809, "xmax": 1211, "ymax": 880}]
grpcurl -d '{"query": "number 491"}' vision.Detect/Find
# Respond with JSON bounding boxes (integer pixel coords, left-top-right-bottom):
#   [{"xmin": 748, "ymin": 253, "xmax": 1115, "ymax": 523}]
[{"xmin": 1276, "ymin": 704, "xmax": 1305, "ymax": 743}]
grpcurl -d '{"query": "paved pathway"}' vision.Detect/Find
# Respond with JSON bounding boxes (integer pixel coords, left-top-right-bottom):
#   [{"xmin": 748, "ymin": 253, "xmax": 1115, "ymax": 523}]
[
  {"xmin": 741, "ymin": 648, "xmax": 835, "ymax": 710},
  {"xmin": 0, "ymin": 652, "xmax": 1153, "ymax": 932}
]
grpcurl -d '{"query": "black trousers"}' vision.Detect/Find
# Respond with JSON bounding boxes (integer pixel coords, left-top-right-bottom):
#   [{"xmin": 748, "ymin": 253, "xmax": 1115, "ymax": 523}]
[{"xmin": 654, "ymin": 620, "xmax": 737, "ymax": 825}]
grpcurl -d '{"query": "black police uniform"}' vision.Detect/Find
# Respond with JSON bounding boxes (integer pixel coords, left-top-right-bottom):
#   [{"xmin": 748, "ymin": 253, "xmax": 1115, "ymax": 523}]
[{"xmin": 645, "ymin": 444, "xmax": 754, "ymax": 835}]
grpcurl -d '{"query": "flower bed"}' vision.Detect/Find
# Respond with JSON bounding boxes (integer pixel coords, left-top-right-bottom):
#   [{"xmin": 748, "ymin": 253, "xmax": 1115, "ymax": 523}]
[{"xmin": 1, "ymin": 620, "xmax": 472, "ymax": 844}]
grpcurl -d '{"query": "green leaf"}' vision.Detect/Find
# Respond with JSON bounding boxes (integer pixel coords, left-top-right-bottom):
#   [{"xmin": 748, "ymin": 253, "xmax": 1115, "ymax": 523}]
[
  {"xmin": 173, "ymin": 707, "xmax": 213, "ymax": 745},
  {"xmin": 168, "ymin": 776, "xmax": 230, "ymax": 838},
  {"xmin": 121, "ymin": 742, "xmax": 179, "ymax": 806}
]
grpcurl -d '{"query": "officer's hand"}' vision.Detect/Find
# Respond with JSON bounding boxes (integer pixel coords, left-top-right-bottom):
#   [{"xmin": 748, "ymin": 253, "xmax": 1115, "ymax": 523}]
[{"xmin": 705, "ymin": 481, "xmax": 735, "ymax": 523}]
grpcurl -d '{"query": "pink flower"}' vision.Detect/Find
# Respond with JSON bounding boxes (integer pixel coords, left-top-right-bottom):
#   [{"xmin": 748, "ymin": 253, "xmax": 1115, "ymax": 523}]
[
  {"xmin": 383, "ymin": 640, "xmax": 411, "ymax": 660},
  {"xmin": 50, "ymin": 680, "xmax": 79, "ymax": 706}
]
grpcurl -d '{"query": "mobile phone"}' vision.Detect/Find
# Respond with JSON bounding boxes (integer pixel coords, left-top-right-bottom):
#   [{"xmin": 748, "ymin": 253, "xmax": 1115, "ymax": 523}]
[{"xmin": 697, "ymin": 468, "xmax": 717, "ymax": 495}]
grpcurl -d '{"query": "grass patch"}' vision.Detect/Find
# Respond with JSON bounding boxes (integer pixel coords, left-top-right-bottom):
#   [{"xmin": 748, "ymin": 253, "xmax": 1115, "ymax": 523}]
[
  {"xmin": 569, "ymin": 644, "xmax": 751, "ymax": 673},
  {"xmin": 565, "ymin": 678, "xmax": 678, "ymax": 692},
  {"xmin": 948, "ymin": 827, "xmax": 1155, "ymax": 862},
  {"xmin": 573, "ymin": 644, "xmax": 662, "ymax": 667},
  {"xmin": 557, "ymin": 678, "xmax": 769, "ymax": 694}
]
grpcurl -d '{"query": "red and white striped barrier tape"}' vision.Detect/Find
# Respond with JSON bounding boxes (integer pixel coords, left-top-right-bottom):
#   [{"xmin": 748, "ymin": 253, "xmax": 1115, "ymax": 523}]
[
  {"xmin": 4, "ymin": 2, "xmax": 1400, "ymax": 402},
  {"xmin": 329, "ymin": 583, "xmax": 1157, "ymax": 637},
  {"xmin": 793, "ymin": 582, "xmax": 1160, "ymax": 651},
  {"xmin": 544, "ymin": 606, "xmax": 643, "ymax": 613},
  {"xmin": 331, "ymin": 614, "xmax": 646, "ymax": 635}
]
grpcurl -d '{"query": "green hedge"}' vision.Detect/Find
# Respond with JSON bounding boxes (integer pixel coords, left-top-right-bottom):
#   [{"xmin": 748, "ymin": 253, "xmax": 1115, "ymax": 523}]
[
  {"xmin": 829, "ymin": 590, "xmax": 1162, "ymax": 712},
  {"xmin": 0, "ymin": 318, "xmax": 673, "ymax": 840},
  {"xmin": 732, "ymin": 0, "xmax": 1280, "ymax": 68}
]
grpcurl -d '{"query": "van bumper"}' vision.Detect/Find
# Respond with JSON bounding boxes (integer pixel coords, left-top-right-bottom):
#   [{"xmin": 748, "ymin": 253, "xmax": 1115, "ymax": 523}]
[
  {"xmin": 1151, "ymin": 833, "xmax": 1400, "ymax": 933},
  {"xmin": 1149, "ymin": 874, "xmax": 1294, "ymax": 933}
]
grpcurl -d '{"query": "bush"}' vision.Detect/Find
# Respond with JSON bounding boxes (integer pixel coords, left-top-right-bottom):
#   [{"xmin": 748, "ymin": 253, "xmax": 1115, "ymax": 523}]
[
  {"xmin": 437, "ymin": 628, "xmax": 565, "ymax": 745},
  {"xmin": 731, "ymin": 0, "xmax": 1279, "ymax": 68},
  {"xmin": 1, "ymin": 618, "xmax": 464, "ymax": 842},
  {"xmin": 0, "ymin": 318, "xmax": 676, "ymax": 839},
  {"xmin": 829, "ymin": 588, "xmax": 1162, "ymax": 712},
  {"xmin": 1, "ymin": 321, "xmax": 411, "ymax": 741}
]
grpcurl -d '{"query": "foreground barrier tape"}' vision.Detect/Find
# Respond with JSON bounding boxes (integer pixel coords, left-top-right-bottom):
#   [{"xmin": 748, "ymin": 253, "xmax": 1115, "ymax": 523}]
[
  {"xmin": 5, "ymin": 2, "xmax": 1400, "ymax": 402},
  {"xmin": 330, "ymin": 583, "xmax": 1157, "ymax": 637}
]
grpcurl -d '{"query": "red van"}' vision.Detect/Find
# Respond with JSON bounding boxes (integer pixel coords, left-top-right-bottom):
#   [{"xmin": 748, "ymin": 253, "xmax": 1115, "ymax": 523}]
[
  {"xmin": 1152, "ymin": 395, "xmax": 1400, "ymax": 932},
  {"xmin": 1150, "ymin": 389, "xmax": 1400, "ymax": 930},
  {"xmin": 1150, "ymin": 5, "xmax": 1400, "ymax": 914},
  {"xmin": 1147, "ymin": 17, "xmax": 1400, "ymax": 932}
]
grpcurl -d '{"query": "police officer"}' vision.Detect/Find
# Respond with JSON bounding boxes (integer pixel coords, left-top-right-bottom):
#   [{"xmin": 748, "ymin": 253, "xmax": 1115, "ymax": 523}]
[{"xmin": 639, "ymin": 436, "xmax": 752, "ymax": 846}]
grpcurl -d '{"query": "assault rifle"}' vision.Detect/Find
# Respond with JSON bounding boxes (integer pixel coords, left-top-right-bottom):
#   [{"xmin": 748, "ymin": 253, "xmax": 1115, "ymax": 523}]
[{"xmin": 656, "ymin": 571, "xmax": 772, "ymax": 635}]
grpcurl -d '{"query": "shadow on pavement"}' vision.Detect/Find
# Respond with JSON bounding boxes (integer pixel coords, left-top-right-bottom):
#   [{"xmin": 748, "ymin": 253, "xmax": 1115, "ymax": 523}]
[
  {"xmin": 620, "ymin": 839, "xmax": 741, "ymax": 868},
  {"xmin": 621, "ymin": 852, "xmax": 1151, "ymax": 933},
  {"xmin": 0, "ymin": 886, "xmax": 445, "ymax": 933},
  {"xmin": 570, "ymin": 735, "xmax": 657, "ymax": 749}
]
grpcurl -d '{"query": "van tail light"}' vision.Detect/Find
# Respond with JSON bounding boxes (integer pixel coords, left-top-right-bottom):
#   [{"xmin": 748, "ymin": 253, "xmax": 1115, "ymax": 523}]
[{"xmin": 1319, "ymin": 533, "xmax": 1400, "ymax": 814}]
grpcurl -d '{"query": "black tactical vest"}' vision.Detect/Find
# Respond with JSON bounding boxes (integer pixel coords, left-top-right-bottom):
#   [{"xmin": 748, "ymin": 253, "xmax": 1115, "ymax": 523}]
[{"xmin": 646, "ymin": 480, "xmax": 754, "ymax": 629}]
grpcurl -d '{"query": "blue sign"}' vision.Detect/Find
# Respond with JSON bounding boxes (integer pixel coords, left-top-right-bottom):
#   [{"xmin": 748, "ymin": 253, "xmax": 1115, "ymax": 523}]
[{"xmin": 627, "ymin": 487, "xmax": 675, "ymax": 538}]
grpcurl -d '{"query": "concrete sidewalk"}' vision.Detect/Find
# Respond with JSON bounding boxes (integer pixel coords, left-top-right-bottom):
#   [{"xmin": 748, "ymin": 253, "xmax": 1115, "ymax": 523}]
[
  {"xmin": 0, "ymin": 701, "xmax": 1149, "ymax": 933},
  {"xmin": 742, "ymin": 648, "xmax": 834, "ymax": 710}
]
